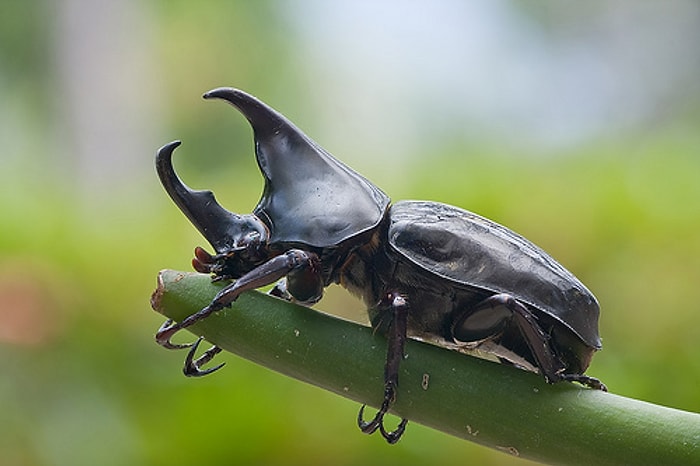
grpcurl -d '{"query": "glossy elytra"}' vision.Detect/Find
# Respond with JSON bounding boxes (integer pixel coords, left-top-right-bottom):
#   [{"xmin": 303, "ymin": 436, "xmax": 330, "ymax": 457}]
[{"xmin": 155, "ymin": 87, "xmax": 606, "ymax": 444}]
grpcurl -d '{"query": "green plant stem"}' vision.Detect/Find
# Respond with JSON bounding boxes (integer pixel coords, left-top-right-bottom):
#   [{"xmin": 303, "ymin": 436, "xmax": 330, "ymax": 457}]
[{"xmin": 151, "ymin": 270, "xmax": 700, "ymax": 465}]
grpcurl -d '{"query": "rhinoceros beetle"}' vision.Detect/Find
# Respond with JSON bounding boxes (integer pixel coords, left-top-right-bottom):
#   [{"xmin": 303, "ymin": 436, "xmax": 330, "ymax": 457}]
[{"xmin": 155, "ymin": 87, "xmax": 606, "ymax": 444}]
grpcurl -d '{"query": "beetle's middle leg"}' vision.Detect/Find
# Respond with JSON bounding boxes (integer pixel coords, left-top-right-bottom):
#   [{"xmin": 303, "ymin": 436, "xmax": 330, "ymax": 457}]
[{"xmin": 358, "ymin": 291, "xmax": 410, "ymax": 444}]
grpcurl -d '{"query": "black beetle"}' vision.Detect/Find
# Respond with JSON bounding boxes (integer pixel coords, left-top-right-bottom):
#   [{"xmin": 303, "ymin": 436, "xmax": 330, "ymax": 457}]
[{"xmin": 155, "ymin": 87, "xmax": 606, "ymax": 444}]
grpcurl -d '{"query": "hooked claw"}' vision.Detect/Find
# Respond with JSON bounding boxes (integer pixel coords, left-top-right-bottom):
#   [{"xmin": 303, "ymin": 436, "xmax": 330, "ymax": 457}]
[
  {"xmin": 155, "ymin": 299, "xmax": 224, "ymax": 350},
  {"xmin": 381, "ymin": 417, "xmax": 409, "ymax": 444},
  {"xmin": 184, "ymin": 337, "xmax": 225, "ymax": 377},
  {"xmin": 155, "ymin": 321, "xmax": 224, "ymax": 376},
  {"xmin": 155, "ymin": 319, "xmax": 193, "ymax": 350},
  {"xmin": 561, "ymin": 373, "xmax": 608, "ymax": 392},
  {"xmin": 357, "ymin": 405, "xmax": 408, "ymax": 444},
  {"xmin": 357, "ymin": 382, "xmax": 409, "ymax": 444}
]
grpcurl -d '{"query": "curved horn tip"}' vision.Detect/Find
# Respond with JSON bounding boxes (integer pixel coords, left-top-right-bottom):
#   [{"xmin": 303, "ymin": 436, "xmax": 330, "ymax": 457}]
[
  {"xmin": 203, "ymin": 87, "xmax": 243, "ymax": 101},
  {"xmin": 159, "ymin": 140, "xmax": 182, "ymax": 152},
  {"xmin": 156, "ymin": 140, "xmax": 182, "ymax": 160}
]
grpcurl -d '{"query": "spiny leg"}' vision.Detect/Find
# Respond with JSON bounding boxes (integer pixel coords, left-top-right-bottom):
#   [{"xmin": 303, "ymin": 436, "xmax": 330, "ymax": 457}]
[
  {"xmin": 358, "ymin": 291, "xmax": 410, "ymax": 444},
  {"xmin": 155, "ymin": 249, "xmax": 321, "ymax": 375},
  {"xmin": 156, "ymin": 249, "xmax": 319, "ymax": 348}
]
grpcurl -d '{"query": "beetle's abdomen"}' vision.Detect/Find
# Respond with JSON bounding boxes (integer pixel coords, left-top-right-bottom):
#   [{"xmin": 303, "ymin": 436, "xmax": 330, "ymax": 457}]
[{"xmin": 387, "ymin": 200, "xmax": 601, "ymax": 349}]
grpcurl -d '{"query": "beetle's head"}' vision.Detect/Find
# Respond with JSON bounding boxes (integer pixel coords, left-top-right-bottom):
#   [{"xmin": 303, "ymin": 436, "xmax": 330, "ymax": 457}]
[
  {"xmin": 156, "ymin": 141, "xmax": 269, "ymax": 266},
  {"xmin": 157, "ymin": 87, "xmax": 390, "ymax": 271}
]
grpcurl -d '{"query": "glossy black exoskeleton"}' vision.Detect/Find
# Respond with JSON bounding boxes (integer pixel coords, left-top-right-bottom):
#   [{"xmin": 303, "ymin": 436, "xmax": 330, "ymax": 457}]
[{"xmin": 155, "ymin": 87, "xmax": 606, "ymax": 444}]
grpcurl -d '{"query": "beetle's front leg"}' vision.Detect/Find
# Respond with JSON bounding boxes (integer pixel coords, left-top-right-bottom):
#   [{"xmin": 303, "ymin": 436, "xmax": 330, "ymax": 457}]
[
  {"xmin": 358, "ymin": 291, "xmax": 410, "ymax": 444},
  {"xmin": 184, "ymin": 337, "xmax": 224, "ymax": 376},
  {"xmin": 155, "ymin": 249, "xmax": 321, "ymax": 375}
]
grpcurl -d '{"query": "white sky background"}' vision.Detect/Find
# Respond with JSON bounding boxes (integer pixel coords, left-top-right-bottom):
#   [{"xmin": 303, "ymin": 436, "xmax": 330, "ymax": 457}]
[
  {"xmin": 285, "ymin": 1, "xmax": 700, "ymax": 158},
  {"xmin": 9, "ymin": 1, "xmax": 697, "ymax": 198}
]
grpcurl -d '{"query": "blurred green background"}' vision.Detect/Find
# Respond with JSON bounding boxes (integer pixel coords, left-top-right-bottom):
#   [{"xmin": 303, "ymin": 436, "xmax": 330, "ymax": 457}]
[{"xmin": 1, "ymin": 1, "xmax": 699, "ymax": 465}]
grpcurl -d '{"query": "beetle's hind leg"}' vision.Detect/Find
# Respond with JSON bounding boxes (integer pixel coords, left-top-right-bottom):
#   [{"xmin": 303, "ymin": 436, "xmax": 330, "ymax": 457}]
[
  {"xmin": 455, "ymin": 293, "xmax": 565, "ymax": 381},
  {"xmin": 560, "ymin": 373, "xmax": 607, "ymax": 391},
  {"xmin": 453, "ymin": 293, "xmax": 606, "ymax": 391},
  {"xmin": 357, "ymin": 291, "xmax": 410, "ymax": 444},
  {"xmin": 503, "ymin": 296, "xmax": 607, "ymax": 390}
]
